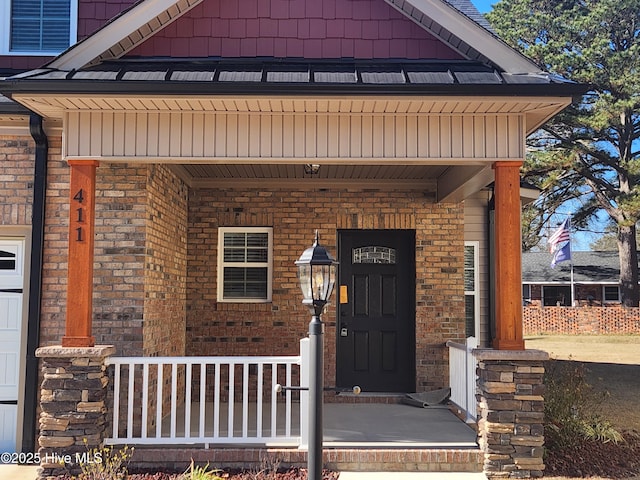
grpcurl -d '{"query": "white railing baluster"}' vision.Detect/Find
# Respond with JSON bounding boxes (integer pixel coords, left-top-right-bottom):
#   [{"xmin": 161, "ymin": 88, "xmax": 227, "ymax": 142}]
[
  {"xmin": 127, "ymin": 362, "xmax": 135, "ymax": 439},
  {"xmin": 156, "ymin": 363, "xmax": 163, "ymax": 439},
  {"xmin": 105, "ymin": 355, "xmax": 302, "ymax": 447},
  {"xmin": 285, "ymin": 362, "xmax": 292, "ymax": 437},
  {"xmin": 170, "ymin": 363, "xmax": 177, "ymax": 438},
  {"xmin": 213, "ymin": 363, "xmax": 220, "ymax": 438},
  {"xmin": 242, "ymin": 362, "xmax": 249, "ymax": 439},
  {"xmin": 199, "ymin": 363, "xmax": 206, "ymax": 438},
  {"xmin": 185, "ymin": 363, "xmax": 192, "ymax": 438},
  {"xmin": 271, "ymin": 363, "xmax": 277, "ymax": 438},
  {"xmin": 256, "ymin": 363, "xmax": 263, "ymax": 439},
  {"xmin": 141, "ymin": 363, "xmax": 149, "ymax": 438},
  {"xmin": 228, "ymin": 363, "xmax": 235, "ymax": 438},
  {"xmin": 112, "ymin": 363, "xmax": 121, "ymax": 440}
]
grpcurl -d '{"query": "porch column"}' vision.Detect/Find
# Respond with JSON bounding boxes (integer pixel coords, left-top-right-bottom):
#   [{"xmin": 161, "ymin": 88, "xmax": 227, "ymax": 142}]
[
  {"xmin": 62, "ymin": 160, "xmax": 99, "ymax": 347},
  {"xmin": 492, "ymin": 161, "xmax": 525, "ymax": 350}
]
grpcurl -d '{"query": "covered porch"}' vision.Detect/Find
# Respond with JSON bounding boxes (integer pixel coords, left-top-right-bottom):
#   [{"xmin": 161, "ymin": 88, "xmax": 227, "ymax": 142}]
[
  {"xmin": 104, "ymin": 343, "xmax": 480, "ymax": 473},
  {"xmin": 15, "ymin": 60, "xmax": 563, "ymax": 478},
  {"xmin": 105, "ymin": 339, "xmax": 479, "ymax": 449}
]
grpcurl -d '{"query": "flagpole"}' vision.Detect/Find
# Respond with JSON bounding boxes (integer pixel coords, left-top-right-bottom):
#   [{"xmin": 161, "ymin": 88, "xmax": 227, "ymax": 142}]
[
  {"xmin": 569, "ymin": 213, "xmax": 575, "ymax": 306},
  {"xmin": 549, "ymin": 214, "xmax": 574, "ymax": 304}
]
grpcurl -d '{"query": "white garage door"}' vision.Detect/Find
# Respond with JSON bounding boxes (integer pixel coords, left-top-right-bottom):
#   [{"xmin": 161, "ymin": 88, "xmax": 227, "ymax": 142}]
[{"xmin": 0, "ymin": 239, "xmax": 24, "ymax": 453}]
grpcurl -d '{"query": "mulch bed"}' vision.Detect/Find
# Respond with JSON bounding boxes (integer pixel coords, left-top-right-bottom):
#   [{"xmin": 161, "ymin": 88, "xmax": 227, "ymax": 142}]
[{"xmin": 545, "ymin": 431, "xmax": 640, "ymax": 479}]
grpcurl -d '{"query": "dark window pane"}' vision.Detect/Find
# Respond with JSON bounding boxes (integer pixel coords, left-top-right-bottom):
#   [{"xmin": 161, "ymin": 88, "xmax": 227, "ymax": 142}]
[
  {"xmin": 246, "ymin": 248, "xmax": 268, "ymax": 262},
  {"xmin": 223, "ymin": 267, "xmax": 267, "ymax": 299},
  {"xmin": 223, "ymin": 249, "xmax": 246, "ymax": 262},
  {"xmin": 10, "ymin": 0, "xmax": 70, "ymax": 51},
  {"xmin": 246, "ymin": 233, "xmax": 268, "ymax": 247},
  {"xmin": 224, "ymin": 233, "xmax": 247, "ymax": 247},
  {"xmin": 465, "ymin": 295, "xmax": 475, "ymax": 337},
  {"xmin": 0, "ymin": 250, "xmax": 17, "ymax": 271}
]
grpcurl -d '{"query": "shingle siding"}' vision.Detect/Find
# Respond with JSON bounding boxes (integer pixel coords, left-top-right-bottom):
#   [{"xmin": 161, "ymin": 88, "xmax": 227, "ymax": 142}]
[{"xmin": 128, "ymin": 0, "xmax": 464, "ymax": 59}]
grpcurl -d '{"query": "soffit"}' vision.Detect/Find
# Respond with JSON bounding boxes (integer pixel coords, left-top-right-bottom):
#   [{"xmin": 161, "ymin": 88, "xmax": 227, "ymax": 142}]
[
  {"xmin": 173, "ymin": 163, "xmax": 446, "ymax": 190},
  {"xmin": 5, "ymin": 60, "xmax": 580, "ymax": 132}
]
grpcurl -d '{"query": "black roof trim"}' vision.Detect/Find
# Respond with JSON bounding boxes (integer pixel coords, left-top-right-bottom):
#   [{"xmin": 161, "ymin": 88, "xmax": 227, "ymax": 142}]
[
  {"xmin": 1, "ymin": 58, "xmax": 589, "ymax": 98},
  {"xmin": 0, "ymin": 94, "xmax": 30, "ymax": 115}
]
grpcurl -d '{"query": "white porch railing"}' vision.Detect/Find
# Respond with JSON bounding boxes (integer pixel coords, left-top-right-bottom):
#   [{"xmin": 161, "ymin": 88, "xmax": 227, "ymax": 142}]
[
  {"xmin": 447, "ymin": 337, "xmax": 478, "ymax": 422},
  {"xmin": 105, "ymin": 339, "xmax": 310, "ymax": 447}
]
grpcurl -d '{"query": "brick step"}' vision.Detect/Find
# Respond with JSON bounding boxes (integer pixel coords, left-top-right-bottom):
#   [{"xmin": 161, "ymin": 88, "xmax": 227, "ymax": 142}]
[
  {"xmin": 130, "ymin": 447, "xmax": 484, "ymax": 473},
  {"xmin": 326, "ymin": 392, "xmax": 405, "ymax": 404}
]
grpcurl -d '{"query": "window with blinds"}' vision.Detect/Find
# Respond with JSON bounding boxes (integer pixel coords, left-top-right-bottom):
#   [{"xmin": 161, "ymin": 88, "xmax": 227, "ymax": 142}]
[
  {"xmin": 6, "ymin": 0, "xmax": 75, "ymax": 53},
  {"xmin": 217, "ymin": 227, "xmax": 273, "ymax": 302}
]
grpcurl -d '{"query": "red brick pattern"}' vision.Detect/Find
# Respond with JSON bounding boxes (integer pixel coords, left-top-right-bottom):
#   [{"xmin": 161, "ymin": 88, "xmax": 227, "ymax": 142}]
[
  {"xmin": 92, "ymin": 163, "xmax": 148, "ymax": 355},
  {"xmin": 0, "ymin": 136, "xmax": 34, "ymax": 225},
  {"xmin": 131, "ymin": 446, "xmax": 483, "ymax": 472},
  {"xmin": 187, "ymin": 188, "xmax": 466, "ymax": 392},
  {"xmin": 130, "ymin": 0, "xmax": 462, "ymax": 59},
  {"xmin": 4, "ymin": 140, "xmax": 465, "ymax": 396},
  {"xmin": 523, "ymin": 306, "xmax": 640, "ymax": 335},
  {"xmin": 143, "ymin": 165, "xmax": 188, "ymax": 357}
]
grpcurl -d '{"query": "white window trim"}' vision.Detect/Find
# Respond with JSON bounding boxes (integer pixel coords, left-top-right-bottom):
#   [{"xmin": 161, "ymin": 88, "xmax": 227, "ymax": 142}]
[
  {"xmin": 1, "ymin": 0, "xmax": 78, "ymax": 56},
  {"xmin": 602, "ymin": 285, "xmax": 621, "ymax": 303},
  {"xmin": 464, "ymin": 241, "xmax": 480, "ymax": 339},
  {"xmin": 217, "ymin": 227, "xmax": 273, "ymax": 303},
  {"xmin": 0, "ymin": 238, "xmax": 24, "ymax": 290}
]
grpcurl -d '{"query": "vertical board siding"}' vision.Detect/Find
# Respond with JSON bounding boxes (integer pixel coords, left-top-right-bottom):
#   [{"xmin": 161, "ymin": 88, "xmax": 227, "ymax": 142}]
[
  {"xmin": 464, "ymin": 193, "xmax": 491, "ymax": 347},
  {"xmin": 65, "ymin": 112, "xmax": 524, "ymax": 160}
]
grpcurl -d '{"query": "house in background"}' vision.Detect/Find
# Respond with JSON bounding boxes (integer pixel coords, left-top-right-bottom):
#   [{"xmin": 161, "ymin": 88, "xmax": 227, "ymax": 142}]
[
  {"xmin": 522, "ymin": 251, "xmax": 623, "ymax": 306},
  {"xmin": 1, "ymin": 0, "xmax": 583, "ymax": 473}
]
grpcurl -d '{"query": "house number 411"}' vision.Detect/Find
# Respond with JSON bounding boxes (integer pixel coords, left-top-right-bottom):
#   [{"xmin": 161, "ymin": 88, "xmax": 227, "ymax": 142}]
[{"xmin": 73, "ymin": 188, "xmax": 84, "ymax": 242}]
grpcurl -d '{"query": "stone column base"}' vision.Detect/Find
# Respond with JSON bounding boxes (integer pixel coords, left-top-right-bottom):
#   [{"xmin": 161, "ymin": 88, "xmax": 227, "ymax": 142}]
[
  {"xmin": 474, "ymin": 349, "xmax": 549, "ymax": 479},
  {"xmin": 35, "ymin": 345, "xmax": 115, "ymax": 480}
]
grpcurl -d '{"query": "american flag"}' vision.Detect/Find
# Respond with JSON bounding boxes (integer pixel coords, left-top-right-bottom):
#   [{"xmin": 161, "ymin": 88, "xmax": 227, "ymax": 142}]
[{"xmin": 549, "ymin": 217, "xmax": 571, "ymax": 253}]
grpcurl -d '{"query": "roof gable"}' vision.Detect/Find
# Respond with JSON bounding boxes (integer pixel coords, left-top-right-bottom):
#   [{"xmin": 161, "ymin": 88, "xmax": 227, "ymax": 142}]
[
  {"xmin": 47, "ymin": 0, "xmax": 540, "ymax": 73},
  {"xmin": 126, "ymin": 0, "xmax": 464, "ymax": 60}
]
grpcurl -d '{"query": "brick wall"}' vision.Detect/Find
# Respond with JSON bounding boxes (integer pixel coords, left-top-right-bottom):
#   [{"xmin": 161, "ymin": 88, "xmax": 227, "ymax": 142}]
[
  {"xmin": 0, "ymin": 136, "xmax": 34, "ymax": 225},
  {"xmin": 523, "ymin": 306, "xmax": 640, "ymax": 335},
  {"xmin": 143, "ymin": 165, "xmax": 188, "ymax": 357},
  {"xmin": 187, "ymin": 188, "xmax": 466, "ymax": 392},
  {"xmin": 4, "ymin": 143, "xmax": 465, "ymax": 394},
  {"xmin": 38, "ymin": 156, "xmax": 189, "ymax": 359}
]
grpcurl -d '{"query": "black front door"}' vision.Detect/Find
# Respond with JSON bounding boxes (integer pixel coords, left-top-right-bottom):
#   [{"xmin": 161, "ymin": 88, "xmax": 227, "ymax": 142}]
[{"xmin": 336, "ymin": 230, "xmax": 415, "ymax": 393}]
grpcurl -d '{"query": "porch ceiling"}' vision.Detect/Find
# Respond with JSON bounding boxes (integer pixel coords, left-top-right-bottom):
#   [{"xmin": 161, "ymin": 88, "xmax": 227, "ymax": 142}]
[{"xmin": 170, "ymin": 163, "xmax": 447, "ymax": 190}]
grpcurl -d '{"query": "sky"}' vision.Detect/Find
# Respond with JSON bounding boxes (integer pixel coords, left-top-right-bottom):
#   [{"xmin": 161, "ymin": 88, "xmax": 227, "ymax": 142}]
[
  {"xmin": 471, "ymin": 0, "xmax": 494, "ymax": 13},
  {"xmin": 469, "ymin": 0, "xmax": 600, "ymax": 251}
]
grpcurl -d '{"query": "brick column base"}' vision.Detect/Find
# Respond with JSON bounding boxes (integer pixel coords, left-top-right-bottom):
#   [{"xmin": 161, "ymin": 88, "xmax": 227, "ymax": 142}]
[
  {"xmin": 35, "ymin": 345, "xmax": 115, "ymax": 480},
  {"xmin": 474, "ymin": 349, "xmax": 549, "ymax": 479}
]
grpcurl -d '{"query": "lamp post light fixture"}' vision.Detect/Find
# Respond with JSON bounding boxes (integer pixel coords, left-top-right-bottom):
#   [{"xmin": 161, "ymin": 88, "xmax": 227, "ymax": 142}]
[{"xmin": 295, "ymin": 231, "xmax": 338, "ymax": 480}]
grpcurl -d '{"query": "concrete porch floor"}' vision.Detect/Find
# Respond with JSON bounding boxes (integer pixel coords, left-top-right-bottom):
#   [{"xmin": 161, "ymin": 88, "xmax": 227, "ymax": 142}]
[
  {"xmin": 133, "ymin": 402, "xmax": 483, "ymax": 473},
  {"xmin": 323, "ymin": 403, "xmax": 477, "ymax": 448},
  {"xmin": 160, "ymin": 401, "xmax": 477, "ymax": 447}
]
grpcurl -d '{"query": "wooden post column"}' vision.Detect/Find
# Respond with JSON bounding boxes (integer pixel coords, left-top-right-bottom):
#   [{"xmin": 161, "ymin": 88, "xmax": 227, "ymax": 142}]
[
  {"xmin": 492, "ymin": 161, "xmax": 525, "ymax": 350},
  {"xmin": 62, "ymin": 160, "xmax": 99, "ymax": 347}
]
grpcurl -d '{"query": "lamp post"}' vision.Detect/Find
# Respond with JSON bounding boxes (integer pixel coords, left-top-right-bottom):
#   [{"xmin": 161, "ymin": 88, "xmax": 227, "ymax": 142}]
[{"xmin": 295, "ymin": 231, "xmax": 338, "ymax": 480}]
